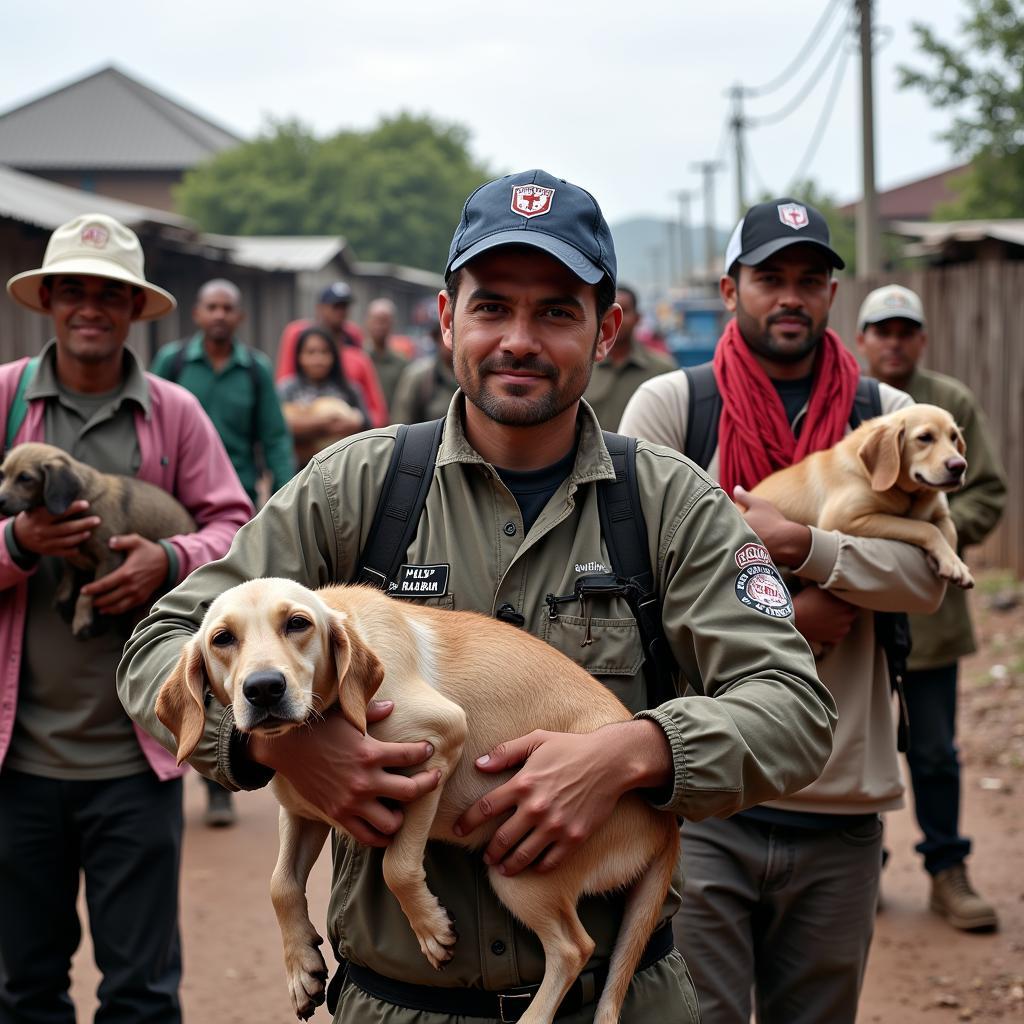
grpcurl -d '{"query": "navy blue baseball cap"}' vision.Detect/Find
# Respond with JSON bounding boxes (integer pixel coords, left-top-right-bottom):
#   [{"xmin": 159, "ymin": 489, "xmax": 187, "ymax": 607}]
[
  {"xmin": 446, "ymin": 169, "xmax": 616, "ymax": 285},
  {"xmin": 318, "ymin": 281, "xmax": 353, "ymax": 305}
]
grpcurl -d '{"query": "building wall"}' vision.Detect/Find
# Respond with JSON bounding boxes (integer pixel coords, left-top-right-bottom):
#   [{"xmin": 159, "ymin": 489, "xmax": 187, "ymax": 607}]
[{"xmin": 28, "ymin": 170, "xmax": 182, "ymax": 213}]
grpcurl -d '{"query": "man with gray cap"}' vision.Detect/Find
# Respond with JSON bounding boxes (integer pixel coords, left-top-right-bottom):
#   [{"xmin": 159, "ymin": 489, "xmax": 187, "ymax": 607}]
[
  {"xmin": 857, "ymin": 284, "xmax": 1006, "ymax": 932},
  {"xmin": 0, "ymin": 214, "xmax": 251, "ymax": 1020},
  {"xmin": 119, "ymin": 172, "xmax": 834, "ymax": 1023},
  {"xmin": 620, "ymin": 199, "xmax": 947, "ymax": 1024}
]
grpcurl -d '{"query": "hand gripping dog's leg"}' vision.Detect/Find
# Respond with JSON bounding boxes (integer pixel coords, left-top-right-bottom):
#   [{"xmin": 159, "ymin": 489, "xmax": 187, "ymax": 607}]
[{"xmin": 271, "ymin": 809, "xmax": 332, "ymax": 1020}]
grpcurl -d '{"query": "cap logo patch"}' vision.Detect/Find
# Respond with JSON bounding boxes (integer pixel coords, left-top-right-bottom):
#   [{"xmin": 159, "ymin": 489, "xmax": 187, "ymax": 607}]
[
  {"xmin": 80, "ymin": 224, "xmax": 109, "ymax": 248},
  {"xmin": 512, "ymin": 184, "xmax": 555, "ymax": 219},
  {"xmin": 777, "ymin": 203, "xmax": 809, "ymax": 230}
]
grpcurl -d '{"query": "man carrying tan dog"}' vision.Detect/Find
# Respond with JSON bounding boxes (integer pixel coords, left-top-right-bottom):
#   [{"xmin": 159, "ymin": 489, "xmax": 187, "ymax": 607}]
[
  {"xmin": 620, "ymin": 199, "xmax": 948, "ymax": 1024},
  {"xmin": 857, "ymin": 285, "xmax": 1007, "ymax": 930},
  {"xmin": 0, "ymin": 214, "xmax": 252, "ymax": 1021},
  {"xmin": 120, "ymin": 171, "xmax": 836, "ymax": 1023}
]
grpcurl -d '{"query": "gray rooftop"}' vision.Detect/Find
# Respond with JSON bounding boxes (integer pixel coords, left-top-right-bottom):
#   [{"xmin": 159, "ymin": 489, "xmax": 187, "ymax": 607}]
[{"xmin": 0, "ymin": 65, "xmax": 242, "ymax": 171}]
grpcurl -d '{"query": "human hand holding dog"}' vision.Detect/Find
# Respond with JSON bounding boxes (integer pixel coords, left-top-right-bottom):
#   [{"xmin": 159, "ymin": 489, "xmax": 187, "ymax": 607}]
[
  {"xmin": 12, "ymin": 500, "xmax": 100, "ymax": 558},
  {"xmin": 453, "ymin": 720, "xmax": 672, "ymax": 876},
  {"xmin": 249, "ymin": 700, "xmax": 441, "ymax": 847},
  {"xmin": 733, "ymin": 486, "xmax": 811, "ymax": 568},
  {"xmin": 793, "ymin": 586, "xmax": 858, "ymax": 646},
  {"xmin": 80, "ymin": 534, "xmax": 168, "ymax": 614}
]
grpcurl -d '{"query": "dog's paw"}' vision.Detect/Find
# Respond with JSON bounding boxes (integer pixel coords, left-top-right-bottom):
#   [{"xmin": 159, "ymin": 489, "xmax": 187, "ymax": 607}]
[
  {"xmin": 412, "ymin": 901, "xmax": 458, "ymax": 970},
  {"xmin": 285, "ymin": 940, "xmax": 328, "ymax": 1020}
]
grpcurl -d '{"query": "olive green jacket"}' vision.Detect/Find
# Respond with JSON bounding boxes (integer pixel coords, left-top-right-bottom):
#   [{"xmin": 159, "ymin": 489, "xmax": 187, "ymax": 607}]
[
  {"xmin": 583, "ymin": 340, "xmax": 677, "ymax": 430},
  {"xmin": 118, "ymin": 395, "xmax": 834, "ymax": 994},
  {"xmin": 903, "ymin": 368, "xmax": 1007, "ymax": 669}
]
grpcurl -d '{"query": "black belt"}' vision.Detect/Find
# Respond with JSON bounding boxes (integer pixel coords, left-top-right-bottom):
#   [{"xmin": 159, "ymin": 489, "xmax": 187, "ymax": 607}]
[{"xmin": 327, "ymin": 921, "xmax": 674, "ymax": 1021}]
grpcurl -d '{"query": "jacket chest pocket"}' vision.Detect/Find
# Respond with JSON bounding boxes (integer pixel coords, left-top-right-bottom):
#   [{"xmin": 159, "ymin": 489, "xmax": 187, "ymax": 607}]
[{"xmin": 541, "ymin": 612, "xmax": 647, "ymax": 713}]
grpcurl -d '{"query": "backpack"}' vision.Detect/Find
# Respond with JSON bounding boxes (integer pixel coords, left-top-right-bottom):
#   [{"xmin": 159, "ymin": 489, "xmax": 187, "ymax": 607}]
[
  {"xmin": 353, "ymin": 419, "xmax": 689, "ymax": 703},
  {"xmin": 681, "ymin": 362, "xmax": 912, "ymax": 750}
]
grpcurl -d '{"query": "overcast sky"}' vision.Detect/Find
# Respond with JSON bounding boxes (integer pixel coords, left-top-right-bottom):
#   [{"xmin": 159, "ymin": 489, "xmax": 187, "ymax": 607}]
[{"xmin": 3, "ymin": 0, "xmax": 965, "ymax": 227}]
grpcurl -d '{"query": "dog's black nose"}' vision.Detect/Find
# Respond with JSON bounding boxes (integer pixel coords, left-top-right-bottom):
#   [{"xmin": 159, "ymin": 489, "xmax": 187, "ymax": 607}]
[
  {"xmin": 945, "ymin": 456, "xmax": 967, "ymax": 475},
  {"xmin": 242, "ymin": 670, "xmax": 287, "ymax": 708}
]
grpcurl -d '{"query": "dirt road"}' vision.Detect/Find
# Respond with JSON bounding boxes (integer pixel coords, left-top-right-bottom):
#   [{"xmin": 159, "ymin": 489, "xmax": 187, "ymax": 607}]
[{"xmin": 68, "ymin": 584, "xmax": 1023, "ymax": 1022}]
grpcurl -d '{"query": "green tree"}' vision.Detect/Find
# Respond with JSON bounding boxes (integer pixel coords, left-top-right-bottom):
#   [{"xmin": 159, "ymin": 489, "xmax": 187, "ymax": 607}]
[
  {"xmin": 898, "ymin": 0, "xmax": 1024, "ymax": 218},
  {"xmin": 176, "ymin": 114, "xmax": 492, "ymax": 271}
]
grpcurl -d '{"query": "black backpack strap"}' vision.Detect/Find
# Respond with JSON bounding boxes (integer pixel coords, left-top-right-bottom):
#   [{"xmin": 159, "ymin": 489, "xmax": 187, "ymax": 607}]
[
  {"xmin": 599, "ymin": 432, "xmax": 694, "ymax": 701},
  {"xmin": 166, "ymin": 341, "xmax": 188, "ymax": 384},
  {"xmin": 355, "ymin": 418, "xmax": 445, "ymax": 590},
  {"xmin": 850, "ymin": 375, "xmax": 882, "ymax": 429},
  {"xmin": 682, "ymin": 362, "xmax": 722, "ymax": 471}
]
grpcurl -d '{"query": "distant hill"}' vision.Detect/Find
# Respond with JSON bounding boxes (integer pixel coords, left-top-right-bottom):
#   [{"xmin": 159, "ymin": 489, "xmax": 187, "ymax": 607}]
[{"xmin": 610, "ymin": 217, "xmax": 730, "ymax": 303}]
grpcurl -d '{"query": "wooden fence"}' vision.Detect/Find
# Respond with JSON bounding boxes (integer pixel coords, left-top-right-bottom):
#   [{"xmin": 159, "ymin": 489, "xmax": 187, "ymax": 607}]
[{"xmin": 831, "ymin": 262, "xmax": 1024, "ymax": 577}]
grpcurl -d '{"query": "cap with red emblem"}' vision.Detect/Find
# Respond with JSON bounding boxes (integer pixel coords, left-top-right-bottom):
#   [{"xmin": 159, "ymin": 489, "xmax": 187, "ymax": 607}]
[
  {"xmin": 446, "ymin": 169, "xmax": 616, "ymax": 285},
  {"xmin": 724, "ymin": 197, "xmax": 845, "ymax": 275}
]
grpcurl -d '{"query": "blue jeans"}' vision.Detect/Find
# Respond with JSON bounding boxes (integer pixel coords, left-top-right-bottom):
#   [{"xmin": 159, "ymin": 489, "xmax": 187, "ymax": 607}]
[{"xmin": 903, "ymin": 662, "xmax": 971, "ymax": 874}]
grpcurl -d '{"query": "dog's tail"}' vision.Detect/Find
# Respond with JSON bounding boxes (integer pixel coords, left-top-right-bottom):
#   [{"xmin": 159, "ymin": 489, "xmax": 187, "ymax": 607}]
[{"xmin": 594, "ymin": 812, "xmax": 679, "ymax": 1023}]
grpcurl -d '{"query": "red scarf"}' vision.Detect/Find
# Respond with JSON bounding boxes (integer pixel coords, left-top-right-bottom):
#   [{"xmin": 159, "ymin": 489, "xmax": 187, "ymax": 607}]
[{"xmin": 712, "ymin": 317, "xmax": 860, "ymax": 497}]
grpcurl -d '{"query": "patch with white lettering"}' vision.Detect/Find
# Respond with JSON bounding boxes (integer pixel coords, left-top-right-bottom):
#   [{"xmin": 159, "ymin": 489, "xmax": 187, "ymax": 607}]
[
  {"xmin": 735, "ymin": 561, "xmax": 794, "ymax": 619},
  {"xmin": 390, "ymin": 564, "xmax": 450, "ymax": 598},
  {"xmin": 735, "ymin": 542, "xmax": 773, "ymax": 570}
]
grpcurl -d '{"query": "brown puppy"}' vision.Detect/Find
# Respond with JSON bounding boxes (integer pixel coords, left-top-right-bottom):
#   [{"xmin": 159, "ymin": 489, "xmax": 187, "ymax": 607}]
[
  {"xmin": 0, "ymin": 442, "xmax": 196, "ymax": 636},
  {"xmin": 157, "ymin": 578, "xmax": 679, "ymax": 1024},
  {"xmin": 751, "ymin": 403, "xmax": 972, "ymax": 588}
]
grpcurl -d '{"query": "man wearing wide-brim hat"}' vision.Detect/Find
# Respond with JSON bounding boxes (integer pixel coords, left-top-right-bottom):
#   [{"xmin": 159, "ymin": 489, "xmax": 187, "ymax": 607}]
[{"xmin": 0, "ymin": 213, "xmax": 252, "ymax": 1020}]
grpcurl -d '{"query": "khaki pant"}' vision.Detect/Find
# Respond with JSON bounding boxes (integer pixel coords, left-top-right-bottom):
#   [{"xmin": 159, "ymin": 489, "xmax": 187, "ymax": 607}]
[
  {"xmin": 333, "ymin": 950, "xmax": 700, "ymax": 1022},
  {"xmin": 675, "ymin": 814, "xmax": 883, "ymax": 1024}
]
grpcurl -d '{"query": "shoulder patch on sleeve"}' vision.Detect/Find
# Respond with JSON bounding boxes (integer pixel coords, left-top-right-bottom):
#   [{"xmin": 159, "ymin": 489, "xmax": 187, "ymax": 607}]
[{"xmin": 734, "ymin": 546, "xmax": 794, "ymax": 618}]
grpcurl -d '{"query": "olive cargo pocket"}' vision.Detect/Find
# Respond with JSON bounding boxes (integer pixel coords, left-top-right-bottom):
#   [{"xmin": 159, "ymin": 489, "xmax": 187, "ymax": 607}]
[{"xmin": 541, "ymin": 613, "xmax": 646, "ymax": 712}]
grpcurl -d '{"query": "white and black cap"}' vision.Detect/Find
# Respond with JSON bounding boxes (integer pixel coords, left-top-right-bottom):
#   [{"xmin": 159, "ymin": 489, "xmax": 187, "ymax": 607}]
[{"xmin": 724, "ymin": 197, "xmax": 845, "ymax": 275}]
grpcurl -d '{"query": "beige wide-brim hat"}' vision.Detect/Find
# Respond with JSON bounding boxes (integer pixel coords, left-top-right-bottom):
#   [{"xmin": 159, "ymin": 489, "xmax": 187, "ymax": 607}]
[{"xmin": 6, "ymin": 213, "xmax": 176, "ymax": 322}]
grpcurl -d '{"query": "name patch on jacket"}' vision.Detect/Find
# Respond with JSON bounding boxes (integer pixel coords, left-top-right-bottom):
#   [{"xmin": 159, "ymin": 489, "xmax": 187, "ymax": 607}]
[
  {"xmin": 734, "ymin": 545, "xmax": 793, "ymax": 618},
  {"xmin": 390, "ymin": 564, "xmax": 450, "ymax": 598}
]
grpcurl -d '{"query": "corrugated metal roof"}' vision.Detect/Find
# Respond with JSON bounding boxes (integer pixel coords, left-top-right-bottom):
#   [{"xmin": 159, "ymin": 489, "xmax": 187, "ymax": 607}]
[
  {"xmin": 355, "ymin": 261, "xmax": 445, "ymax": 288},
  {"xmin": 0, "ymin": 65, "xmax": 242, "ymax": 171},
  {"xmin": 207, "ymin": 235, "xmax": 349, "ymax": 272},
  {"xmin": 0, "ymin": 163, "xmax": 193, "ymax": 231},
  {"xmin": 891, "ymin": 219, "xmax": 1024, "ymax": 247}
]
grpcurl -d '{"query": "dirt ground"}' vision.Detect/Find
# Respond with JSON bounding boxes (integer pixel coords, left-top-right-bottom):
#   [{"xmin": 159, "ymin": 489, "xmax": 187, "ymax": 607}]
[{"xmin": 68, "ymin": 575, "xmax": 1024, "ymax": 1022}]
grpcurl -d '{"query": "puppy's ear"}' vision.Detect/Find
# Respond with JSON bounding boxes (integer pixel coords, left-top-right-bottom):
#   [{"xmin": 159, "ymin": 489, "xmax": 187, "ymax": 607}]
[
  {"xmin": 330, "ymin": 613, "xmax": 385, "ymax": 735},
  {"xmin": 954, "ymin": 427, "xmax": 967, "ymax": 457},
  {"xmin": 858, "ymin": 421, "xmax": 905, "ymax": 492},
  {"xmin": 42, "ymin": 458, "xmax": 80, "ymax": 515},
  {"xmin": 155, "ymin": 637, "xmax": 208, "ymax": 764}
]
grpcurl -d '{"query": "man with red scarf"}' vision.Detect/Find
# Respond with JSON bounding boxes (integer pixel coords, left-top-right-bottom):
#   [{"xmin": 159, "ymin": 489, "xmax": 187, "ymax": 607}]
[{"xmin": 619, "ymin": 198, "xmax": 947, "ymax": 1024}]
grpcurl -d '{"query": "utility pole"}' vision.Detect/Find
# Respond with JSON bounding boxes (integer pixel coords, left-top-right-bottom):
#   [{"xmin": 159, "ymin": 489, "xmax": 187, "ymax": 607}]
[
  {"xmin": 856, "ymin": 0, "xmax": 881, "ymax": 277},
  {"xmin": 665, "ymin": 220, "xmax": 678, "ymax": 294},
  {"xmin": 729, "ymin": 84, "xmax": 747, "ymax": 219},
  {"xmin": 673, "ymin": 189, "xmax": 694, "ymax": 286},
  {"xmin": 690, "ymin": 161, "xmax": 724, "ymax": 282}
]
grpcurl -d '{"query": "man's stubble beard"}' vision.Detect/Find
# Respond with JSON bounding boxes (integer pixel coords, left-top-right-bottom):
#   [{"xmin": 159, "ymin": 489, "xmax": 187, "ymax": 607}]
[
  {"xmin": 736, "ymin": 298, "xmax": 829, "ymax": 366},
  {"xmin": 452, "ymin": 324, "xmax": 600, "ymax": 427}
]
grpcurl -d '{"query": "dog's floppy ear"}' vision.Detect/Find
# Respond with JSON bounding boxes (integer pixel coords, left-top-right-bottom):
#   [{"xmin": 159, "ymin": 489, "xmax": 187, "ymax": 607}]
[
  {"xmin": 858, "ymin": 421, "xmax": 906, "ymax": 492},
  {"xmin": 42, "ymin": 457, "xmax": 80, "ymax": 516},
  {"xmin": 954, "ymin": 426, "xmax": 967, "ymax": 457},
  {"xmin": 155, "ymin": 636, "xmax": 208, "ymax": 765},
  {"xmin": 330, "ymin": 613, "xmax": 385, "ymax": 735}
]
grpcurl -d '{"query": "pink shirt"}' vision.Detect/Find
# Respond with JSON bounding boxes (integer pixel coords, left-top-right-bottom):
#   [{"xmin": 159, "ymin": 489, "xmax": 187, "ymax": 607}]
[{"xmin": 0, "ymin": 357, "xmax": 253, "ymax": 779}]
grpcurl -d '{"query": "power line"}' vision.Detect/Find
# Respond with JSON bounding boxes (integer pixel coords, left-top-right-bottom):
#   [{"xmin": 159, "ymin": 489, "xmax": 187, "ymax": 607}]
[
  {"xmin": 747, "ymin": 13, "xmax": 850, "ymax": 128},
  {"xmin": 742, "ymin": 0, "xmax": 844, "ymax": 97},
  {"xmin": 786, "ymin": 41, "xmax": 852, "ymax": 192}
]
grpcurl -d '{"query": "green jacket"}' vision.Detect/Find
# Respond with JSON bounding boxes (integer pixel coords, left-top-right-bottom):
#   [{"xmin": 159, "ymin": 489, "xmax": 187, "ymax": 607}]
[
  {"xmin": 903, "ymin": 368, "xmax": 1007, "ymax": 669},
  {"xmin": 150, "ymin": 335, "xmax": 295, "ymax": 503},
  {"xmin": 585, "ymin": 340, "xmax": 676, "ymax": 431},
  {"xmin": 118, "ymin": 396, "xmax": 833, "ymax": 1008}
]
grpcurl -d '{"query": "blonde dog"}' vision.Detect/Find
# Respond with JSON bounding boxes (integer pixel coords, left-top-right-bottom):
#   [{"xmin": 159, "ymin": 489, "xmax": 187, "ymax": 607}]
[
  {"xmin": 0, "ymin": 442, "xmax": 195, "ymax": 636},
  {"xmin": 156, "ymin": 578, "xmax": 678, "ymax": 1024},
  {"xmin": 751, "ymin": 403, "xmax": 972, "ymax": 588}
]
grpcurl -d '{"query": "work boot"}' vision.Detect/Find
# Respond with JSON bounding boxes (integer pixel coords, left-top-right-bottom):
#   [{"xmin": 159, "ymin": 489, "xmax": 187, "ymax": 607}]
[
  {"xmin": 204, "ymin": 786, "xmax": 236, "ymax": 828},
  {"xmin": 930, "ymin": 864, "xmax": 998, "ymax": 932}
]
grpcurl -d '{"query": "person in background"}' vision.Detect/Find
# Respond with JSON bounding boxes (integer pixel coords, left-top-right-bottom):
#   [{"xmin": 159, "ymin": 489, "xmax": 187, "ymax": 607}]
[
  {"xmin": 275, "ymin": 282, "xmax": 388, "ymax": 428},
  {"xmin": 278, "ymin": 325, "xmax": 370, "ymax": 467},
  {"xmin": 856, "ymin": 283, "xmax": 1007, "ymax": 932},
  {"xmin": 0, "ymin": 214, "xmax": 250, "ymax": 1020},
  {"xmin": 364, "ymin": 298, "xmax": 412, "ymax": 410},
  {"xmin": 150, "ymin": 279, "xmax": 294, "ymax": 827},
  {"xmin": 388, "ymin": 319, "xmax": 459, "ymax": 424},
  {"xmin": 583, "ymin": 284, "xmax": 675, "ymax": 429}
]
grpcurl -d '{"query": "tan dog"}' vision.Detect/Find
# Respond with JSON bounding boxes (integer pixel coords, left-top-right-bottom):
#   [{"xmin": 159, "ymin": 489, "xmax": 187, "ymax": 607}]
[
  {"xmin": 0, "ymin": 442, "xmax": 196, "ymax": 636},
  {"xmin": 751, "ymin": 403, "xmax": 972, "ymax": 588},
  {"xmin": 156, "ymin": 578, "xmax": 678, "ymax": 1023}
]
